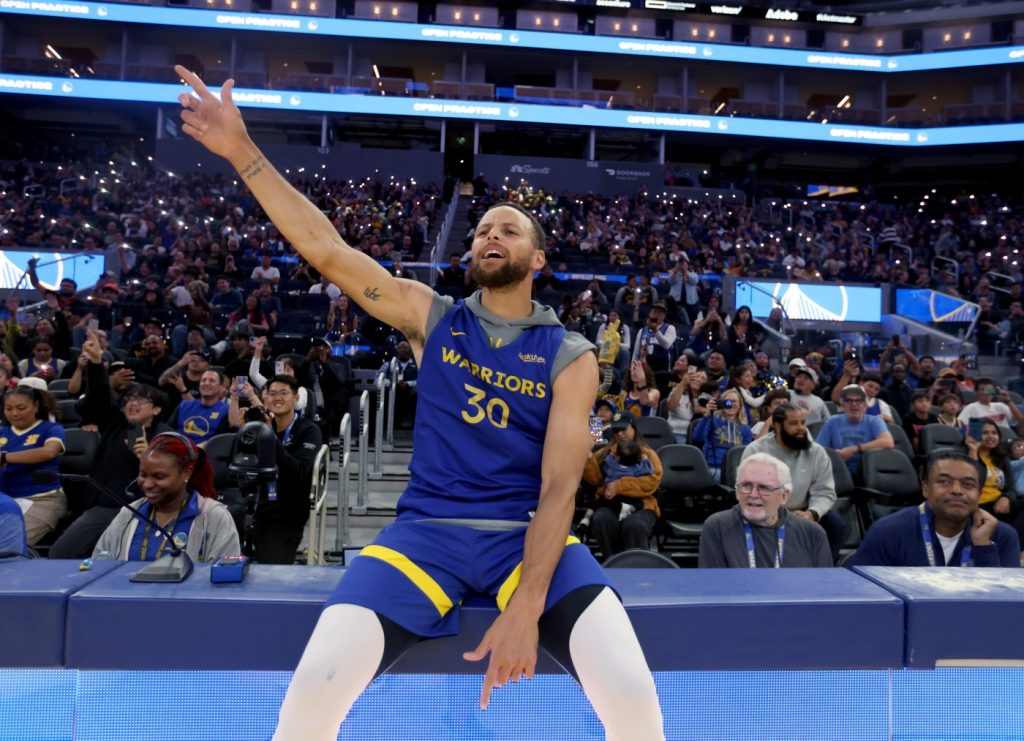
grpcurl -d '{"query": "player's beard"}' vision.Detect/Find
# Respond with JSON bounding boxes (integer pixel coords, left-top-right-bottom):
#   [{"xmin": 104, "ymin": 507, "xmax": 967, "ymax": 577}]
[{"xmin": 470, "ymin": 251, "xmax": 534, "ymax": 290}]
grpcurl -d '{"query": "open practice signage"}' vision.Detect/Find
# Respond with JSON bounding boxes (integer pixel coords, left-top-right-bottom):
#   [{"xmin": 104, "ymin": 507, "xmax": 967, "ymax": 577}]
[{"xmin": 3, "ymin": 73, "xmax": 1024, "ymax": 148}]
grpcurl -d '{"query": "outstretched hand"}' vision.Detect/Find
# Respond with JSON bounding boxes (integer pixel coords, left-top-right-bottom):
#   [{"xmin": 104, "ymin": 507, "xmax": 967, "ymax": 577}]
[
  {"xmin": 174, "ymin": 65, "xmax": 250, "ymax": 160},
  {"xmin": 462, "ymin": 607, "xmax": 539, "ymax": 710}
]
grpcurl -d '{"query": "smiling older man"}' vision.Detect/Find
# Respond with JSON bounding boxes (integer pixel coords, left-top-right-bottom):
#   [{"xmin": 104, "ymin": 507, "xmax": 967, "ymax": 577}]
[{"xmin": 698, "ymin": 452, "xmax": 831, "ymax": 568}]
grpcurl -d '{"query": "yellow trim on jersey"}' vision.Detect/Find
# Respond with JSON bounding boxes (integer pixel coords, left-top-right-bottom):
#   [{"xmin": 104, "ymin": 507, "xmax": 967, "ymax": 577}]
[
  {"xmin": 360, "ymin": 545, "xmax": 454, "ymax": 617},
  {"xmin": 496, "ymin": 535, "xmax": 581, "ymax": 612},
  {"xmin": 10, "ymin": 420, "xmax": 42, "ymax": 436}
]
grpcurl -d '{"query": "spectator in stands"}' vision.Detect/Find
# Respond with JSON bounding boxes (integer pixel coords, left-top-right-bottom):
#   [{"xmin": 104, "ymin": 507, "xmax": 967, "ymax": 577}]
[
  {"xmin": 966, "ymin": 419, "xmax": 1024, "ymax": 541},
  {"xmin": 211, "ymin": 276, "xmax": 243, "ymax": 311},
  {"xmin": 849, "ymin": 450, "xmax": 1019, "ymax": 568},
  {"xmin": 691, "ymin": 388, "xmax": 752, "ymax": 481},
  {"xmin": 325, "ymin": 295, "xmax": 360, "ymax": 345},
  {"xmin": 667, "ymin": 257, "xmax": 699, "ymax": 319},
  {"xmin": 612, "ymin": 360, "xmax": 660, "ymax": 419},
  {"xmin": 666, "ymin": 365, "xmax": 708, "ymax": 443},
  {"xmin": 158, "ymin": 348, "xmax": 213, "ymax": 410},
  {"xmin": 959, "ymin": 379, "xmax": 1024, "ymax": 432},
  {"xmin": 936, "ymin": 392, "xmax": 967, "ymax": 434},
  {"xmin": 699, "ymin": 452, "xmax": 831, "ymax": 568},
  {"xmin": 218, "ymin": 327, "xmax": 263, "ymax": 380},
  {"xmin": 704, "ymin": 349, "xmax": 728, "ymax": 386},
  {"xmin": 228, "ymin": 293, "xmax": 271, "ymax": 337},
  {"xmin": 689, "ymin": 297, "xmax": 728, "ymax": 355},
  {"xmin": 744, "ymin": 403, "xmax": 845, "ymax": 557},
  {"xmin": 857, "ymin": 373, "xmax": 895, "ymax": 423},
  {"xmin": 880, "ymin": 362, "xmax": 914, "ymax": 421},
  {"xmin": 251, "ymin": 252, "xmax": 280, "ymax": 285},
  {"xmin": 129, "ymin": 335, "xmax": 178, "ymax": 387},
  {"xmin": 167, "ymin": 370, "xmax": 230, "ymax": 445},
  {"xmin": 750, "ymin": 388, "xmax": 792, "ymax": 438},
  {"xmin": 725, "ymin": 305, "xmax": 762, "ymax": 363},
  {"xmin": 879, "ymin": 340, "xmax": 925, "ymax": 388},
  {"xmin": 789, "ymin": 365, "xmax": 829, "ymax": 425},
  {"xmin": 244, "ymin": 337, "xmax": 308, "ymax": 414},
  {"xmin": 93, "ymin": 432, "xmax": 239, "ymax": 562},
  {"xmin": 309, "ymin": 273, "xmax": 342, "ymax": 300},
  {"xmin": 595, "ymin": 309, "xmax": 631, "ymax": 376},
  {"xmin": 582, "ymin": 411, "xmax": 662, "ymax": 560},
  {"xmin": 0, "ymin": 384, "xmax": 66, "ymax": 546},
  {"xmin": 631, "ymin": 301, "xmax": 675, "ymax": 373},
  {"xmin": 725, "ymin": 362, "xmax": 767, "ymax": 428},
  {"xmin": 387, "ymin": 340, "xmax": 418, "ymax": 429},
  {"xmin": 257, "ymin": 281, "xmax": 282, "ymax": 333},
  {"xmin": 17, "ymin": 337, "xmax": 66, "ymax": 381},
  {"xmin": 436, "ymin": 254, "xmax": 469, "ymax": 296},
  {"xmin": 903, "ymin": 390, "xmax": 939, "ymax": 454},
  {"xmin": 252, "ymin": 374, "xmax": 323, "ymax": 564},
  {"xmin": 299, "ymin": 337, "xmax": 351, "ymax": 440},
  {"xmin": 52, "ymin": 334, "xmax": 173, "ymax": 558},
  {"xmin": 816, "ymin": 384, "xmax": 895, "ymax": 479}
]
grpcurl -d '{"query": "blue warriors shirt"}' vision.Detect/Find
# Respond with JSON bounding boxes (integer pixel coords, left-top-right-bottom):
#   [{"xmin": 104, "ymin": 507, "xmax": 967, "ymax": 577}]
[
  {"xmin": 176, "ymin": 399, "xmax": 229, "ymax": 445},
  {"xmin": 399, "ymin": 300, "xmax": 568, "ymax": 522},
  {"xmin": 0, "ymin": 420, "xmax": 65, "ymax": 498}
]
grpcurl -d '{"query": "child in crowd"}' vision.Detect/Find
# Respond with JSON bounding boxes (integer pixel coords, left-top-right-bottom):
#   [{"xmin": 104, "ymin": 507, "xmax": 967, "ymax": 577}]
[
  {"xmin": 576, "ymin": 439, "xmax": 655, "ymax": 535},
  {"xmin": 936, "ymin": 392, "xmax": 966, "ymax": 433},
  {"xmin": 1010, "ymin": 438, "xmax": 1024, "ymax": 497},
  {"xmin": 903, "ymin": 389, "xmax": 939, "ymax": 453}
]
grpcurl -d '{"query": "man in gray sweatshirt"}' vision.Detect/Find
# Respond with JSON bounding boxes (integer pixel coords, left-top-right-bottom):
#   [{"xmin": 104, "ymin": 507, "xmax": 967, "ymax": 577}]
[{"xmin": 742, "ymin": 402, "xmax": 845, "ymax": 560}]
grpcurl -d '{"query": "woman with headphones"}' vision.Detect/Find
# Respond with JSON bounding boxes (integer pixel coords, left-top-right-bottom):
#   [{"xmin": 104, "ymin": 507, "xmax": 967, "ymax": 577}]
[{"xmin": 93, "ymin": 432, "xmax": 240, "ymax": 562}]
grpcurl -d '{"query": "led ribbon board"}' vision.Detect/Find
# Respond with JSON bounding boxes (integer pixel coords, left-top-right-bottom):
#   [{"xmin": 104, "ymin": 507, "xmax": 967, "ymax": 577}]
[
  {"xmin": 895, "ymin": 288, "xmax": 979, "ymax": 324},
  {"xmin": 3, "ymin": 74, "xmax": 1024, "ymax": 147},
  {"xmin": 1, "ymin": 1, "xmax": 1024, "ymax": 72},
  {"xmin": 0, "ymin": 250, "xmax": 105, "ymax": 290}
]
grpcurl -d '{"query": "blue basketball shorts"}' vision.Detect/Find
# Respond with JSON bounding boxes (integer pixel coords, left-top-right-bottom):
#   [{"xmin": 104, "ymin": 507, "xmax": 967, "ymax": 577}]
[{"xmin": 326, "ymin": 519, "xmax": 612, "ymax": 638}]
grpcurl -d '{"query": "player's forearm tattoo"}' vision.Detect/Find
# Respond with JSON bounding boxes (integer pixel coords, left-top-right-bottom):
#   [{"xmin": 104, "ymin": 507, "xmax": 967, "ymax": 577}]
[
  {"xmin": 363, "ymin": 287, "xmax": 381, "ymax": 301},
  {"xmin": 239, "ymin": 156, "xmax": 267, "ymax": 181}
]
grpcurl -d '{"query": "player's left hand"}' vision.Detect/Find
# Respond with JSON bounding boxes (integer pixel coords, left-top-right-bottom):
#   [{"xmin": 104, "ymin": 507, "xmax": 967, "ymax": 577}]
[{"xmin": 462, "ymin": 607, "xmax": 539, "ymax": 710}]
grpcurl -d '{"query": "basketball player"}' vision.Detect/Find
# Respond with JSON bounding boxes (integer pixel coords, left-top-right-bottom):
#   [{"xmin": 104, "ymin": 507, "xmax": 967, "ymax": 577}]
[{"xmin": 174, "ymin": 65, "xmax": 664, "ymax": 740}]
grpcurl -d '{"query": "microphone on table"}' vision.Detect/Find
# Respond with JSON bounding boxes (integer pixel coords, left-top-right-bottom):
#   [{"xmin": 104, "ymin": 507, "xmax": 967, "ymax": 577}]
[{"xmin": 32, "ymin": 470, "xmax": 193, "ymax": 583}]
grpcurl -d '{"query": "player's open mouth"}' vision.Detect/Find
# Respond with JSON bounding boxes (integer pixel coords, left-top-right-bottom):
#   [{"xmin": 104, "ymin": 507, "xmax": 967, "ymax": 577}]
[{"xmin": 481, "ymin": 249, "xmax": 506, "ymax": 262}]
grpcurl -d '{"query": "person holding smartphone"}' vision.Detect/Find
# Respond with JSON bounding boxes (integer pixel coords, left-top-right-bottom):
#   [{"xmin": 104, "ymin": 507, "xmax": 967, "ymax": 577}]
[
  {"xmin": 50, "ymin": 330, "xmax": 173, "ymax": 559},
  {"xmin": 958, "ymin": 378, "xmax": 1024, "ymax": 434},
  {"xmin": 965, "ymin": 419, "xmax": 1024, "ymax": 546}
]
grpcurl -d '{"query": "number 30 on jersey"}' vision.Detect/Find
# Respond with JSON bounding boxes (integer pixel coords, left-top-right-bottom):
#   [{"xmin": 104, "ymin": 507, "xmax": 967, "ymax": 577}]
[{"xmin": 461, "ymin": 383, "xmax": 510, "ymax": 429}]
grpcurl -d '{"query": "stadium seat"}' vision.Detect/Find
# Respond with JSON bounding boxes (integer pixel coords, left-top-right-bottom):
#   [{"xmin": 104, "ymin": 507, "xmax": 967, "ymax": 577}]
[
  {"xmin": 859, "ymin": 449, "xmax": 922, "ymax": 525},
  {"xmin": 918, "ymin": 424, "xmax": 966, "ymax": 457},
  {"xmin": 204, "ymin": 433, "xmax": 245, "ymax": 538},
  {"xmin": 720, "ymin": 444, "xmax": 745, "ymax": 490},
  {"xmin": 603, "ymin": 549, "xmax": 678, "ymax": 569},
  {"xmin": 887, "ymin": 424, "xmax": 915, "ymax": 462},
  {"xmin": 635, "ymin": 416, "xmax": 674, "ymax": 452},
  {"xmin": 57, "ymin": 399, "xmax": 81, "ymax": 428},
  {"xmin": 825, "ymin": 447, "xmax": 863, "ymax": 551},
  {"xmin": 655, "ymin": 444, "xmax": 734, "ymax": 554}
]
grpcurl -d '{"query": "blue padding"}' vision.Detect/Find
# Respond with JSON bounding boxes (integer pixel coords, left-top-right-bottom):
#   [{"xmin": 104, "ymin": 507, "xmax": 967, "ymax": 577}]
[
  {"xmin": 0, "ymin": 559, "xmax": 124, "ymax": 667},
  {"xmin": 854, "ymin": 566, "xmax": 1024, "ymax": 668},
  {"xmin": 65, "ymin": 564, "xmax": 903, "ymax": 671}
]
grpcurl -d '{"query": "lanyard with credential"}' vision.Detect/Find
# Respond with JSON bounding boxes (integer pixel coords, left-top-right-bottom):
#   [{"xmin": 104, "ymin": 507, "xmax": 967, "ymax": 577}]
[
  {"xmin": 743, "ymin": 521, "xmax": 785, "ymax": 568},
  {"xmin": 918, "ymin": 502, "xmax": 971, "ymax": 567}
]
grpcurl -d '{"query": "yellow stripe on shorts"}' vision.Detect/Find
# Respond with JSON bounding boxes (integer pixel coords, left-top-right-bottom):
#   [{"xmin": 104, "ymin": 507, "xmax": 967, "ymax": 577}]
[
  {"xmin": 360, "ymin": 545, "xmax": 454, "ymax": 617},
  {"xmin": 496, "ymin": 535, "xmax": 580, "ymax": 612}
]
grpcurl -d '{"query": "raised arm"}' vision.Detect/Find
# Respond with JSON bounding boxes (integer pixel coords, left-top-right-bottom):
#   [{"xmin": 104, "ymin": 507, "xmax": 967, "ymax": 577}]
[{"xmin": 174, "ymin": 66, "xmax": 434, "ymax": 346}]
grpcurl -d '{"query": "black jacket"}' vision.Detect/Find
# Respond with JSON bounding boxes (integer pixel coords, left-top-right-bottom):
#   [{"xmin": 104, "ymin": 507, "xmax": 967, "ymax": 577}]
[{"xmin": 256, "ymin": 415, "xmax": 323, "ymax": 529}]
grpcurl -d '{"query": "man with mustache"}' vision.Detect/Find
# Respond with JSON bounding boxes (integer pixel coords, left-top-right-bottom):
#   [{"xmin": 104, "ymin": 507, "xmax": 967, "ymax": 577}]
[{"xmin": 849, "ymin": 449, "xmax": 1020, "ymax": 567}]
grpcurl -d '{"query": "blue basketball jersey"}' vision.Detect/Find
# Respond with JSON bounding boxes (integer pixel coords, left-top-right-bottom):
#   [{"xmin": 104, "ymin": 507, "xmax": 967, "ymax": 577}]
[
  {"xmin": 399, "ymin": 301, "xmax": 567, "ymax": 522},
  {"xmin": 0, "ymin": 420, "xmax": 65, "ymax": 498},
  {"xmin": 176, "ymin": 399, "xmax": 228, "ymax": 444}
]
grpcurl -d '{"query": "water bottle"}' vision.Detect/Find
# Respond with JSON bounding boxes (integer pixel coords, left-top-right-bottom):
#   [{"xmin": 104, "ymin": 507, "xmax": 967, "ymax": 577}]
[{"xmin": 266, "ymin": 481, "xmax": 278, "ymax": 502}]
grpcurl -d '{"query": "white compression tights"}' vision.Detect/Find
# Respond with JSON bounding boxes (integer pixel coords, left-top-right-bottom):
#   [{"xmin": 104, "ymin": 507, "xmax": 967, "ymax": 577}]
[{"xmin": 272, "ymin": 589, "xmax": 664, "ymax": 741}]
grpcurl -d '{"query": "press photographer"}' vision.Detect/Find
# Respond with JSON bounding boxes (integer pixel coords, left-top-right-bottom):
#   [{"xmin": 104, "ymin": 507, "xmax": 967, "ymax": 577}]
[{"xmin": 232, "ymin": 374, "xmax": 322, "ymax": 564}]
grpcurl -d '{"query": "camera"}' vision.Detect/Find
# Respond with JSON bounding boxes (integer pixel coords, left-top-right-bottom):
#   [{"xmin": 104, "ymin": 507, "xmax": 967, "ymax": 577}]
[
  {"xmin": 697, "ymin": 393, "xmax": 712, "ymax": 406},
  {"xmin": 722, "ymin": 399, "xmax": 735, "ymax": 410}
]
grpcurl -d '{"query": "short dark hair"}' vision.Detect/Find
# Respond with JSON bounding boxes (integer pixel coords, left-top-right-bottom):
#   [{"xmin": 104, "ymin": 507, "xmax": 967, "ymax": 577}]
[
  {"xmin": 911, "ymin": 389, "xmax": 931, "ymax": 403},
  {"xmin": 860, "ymin": 372, "xmax": 882, "ymax": 385},
  {"xmin": 771, "ymin": 402, "xmax": 802, "ymax": 426},
  {"xmin": 482, "ymin": 202, "xmax": 546, "ymax": 251},
  {"xmin": 266, "ymin": 374, "xmax": 298, "ymax": 393},
  {"xmin": 924, "ymin": 448, "xmax": 984, "ymax": 483},
  {"xmin": 937, "ymin": 392, "xmax": 961, "ymax": 406}
]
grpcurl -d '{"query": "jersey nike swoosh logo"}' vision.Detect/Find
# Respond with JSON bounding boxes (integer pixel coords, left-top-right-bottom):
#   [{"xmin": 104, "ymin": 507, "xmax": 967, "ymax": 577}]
[{"xmin": 450, "ymin": 330, "xmax": 467, "ymax": 336}]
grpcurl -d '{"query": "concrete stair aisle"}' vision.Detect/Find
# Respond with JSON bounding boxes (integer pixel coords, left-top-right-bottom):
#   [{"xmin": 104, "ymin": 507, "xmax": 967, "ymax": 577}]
[{"xmin": 442, "ymin": 195, "xmax": 476, "ymax": 259}]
